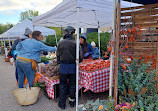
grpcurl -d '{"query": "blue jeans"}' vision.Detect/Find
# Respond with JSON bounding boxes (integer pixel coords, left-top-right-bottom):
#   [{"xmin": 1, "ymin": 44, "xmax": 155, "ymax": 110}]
[{"xmin": 16, "ymin": 60, "xmax": 35, "ymax": 88}]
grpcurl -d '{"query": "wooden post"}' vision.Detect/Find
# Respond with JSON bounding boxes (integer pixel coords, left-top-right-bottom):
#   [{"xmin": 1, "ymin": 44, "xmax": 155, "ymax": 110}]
[
  {"xmin": 156, "ymin": 34, "xmax": 158, "ymax": 93},
  {"xmin": 114, "ymin": 0, "xmax": 121, "ymax": 105}
]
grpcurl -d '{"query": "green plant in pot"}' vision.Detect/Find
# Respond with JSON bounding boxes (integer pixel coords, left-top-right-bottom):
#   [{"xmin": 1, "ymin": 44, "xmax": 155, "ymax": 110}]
[
  {"xmin": 118, "ymin": 59, "xmax": 156, "ymax": 96},
  {"xmin": 118, "ymin": 59, "xmax": 158, "ymax": 110}
]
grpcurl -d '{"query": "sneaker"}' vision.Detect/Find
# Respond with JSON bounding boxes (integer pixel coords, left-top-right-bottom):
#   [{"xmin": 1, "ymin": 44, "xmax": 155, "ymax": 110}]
[
  {"xmin": 58, "ymin": 103, "xmax": 65, "ymax": 109},
  {"xmin": 69, "ymin": 101, "xmax": 75, "ymax": 107}
]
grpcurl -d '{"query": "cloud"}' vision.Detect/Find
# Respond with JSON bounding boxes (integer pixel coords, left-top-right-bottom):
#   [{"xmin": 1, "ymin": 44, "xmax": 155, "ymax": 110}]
[{"xmin": 0, "ymin": 0, "xmax": 63, "ymax": 14}]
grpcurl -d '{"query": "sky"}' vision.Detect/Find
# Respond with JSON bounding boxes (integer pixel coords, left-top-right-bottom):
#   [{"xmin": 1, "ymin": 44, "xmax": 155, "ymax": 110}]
[{"xmin": 0, "ymin": 0, "xmax": 63, "ymax": 25}]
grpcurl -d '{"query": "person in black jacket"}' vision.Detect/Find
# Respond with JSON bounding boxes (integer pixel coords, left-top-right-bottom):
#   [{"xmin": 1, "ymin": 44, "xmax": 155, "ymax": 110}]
[{"xmin": 57, "ymin": 26, "xmax": 83, "ymax": 109}]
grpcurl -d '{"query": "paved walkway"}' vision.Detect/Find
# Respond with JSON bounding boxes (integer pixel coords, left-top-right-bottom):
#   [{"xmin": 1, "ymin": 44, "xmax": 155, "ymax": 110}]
[
  {"xmin": 0, "ymin": 56, "xmax": 76, "ymax": 111},
  {"xmin": 0, "ymin": 55, "xmax": 109, "ymax": 111}
]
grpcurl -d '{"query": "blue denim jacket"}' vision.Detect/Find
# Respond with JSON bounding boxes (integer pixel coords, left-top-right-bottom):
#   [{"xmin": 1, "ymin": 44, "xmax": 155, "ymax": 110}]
[{"xmin": 16, "ymin": 39, "xmax": 56, "ymax": 62}]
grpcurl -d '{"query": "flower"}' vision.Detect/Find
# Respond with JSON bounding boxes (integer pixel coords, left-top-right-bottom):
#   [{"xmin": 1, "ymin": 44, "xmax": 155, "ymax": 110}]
[
  {"xmin": 125, "ymin": 102, "xmax": 132, "ymax": 108},
  {"xmin": 98, "ymin": 105, "xmax": 103, "ymax": 110},
  {"xmin": 120, "ymin": 102, "xmax": 127, "ymax": 107},
  {"xmin": 132, "ymin": 102, "xmax": 136, "ymax": 107},
  {"xmin": 121, "ymin": 106, "xmax": 130, "ymax": 111},
  {"xmin": 115, "ymin": 105, "xmax": 121, "ymax": 110},
  {"xmin": 122, "ymin": 66, "xmax": 127, "ymax": 70},
  {"xmin": 108, "ymin": 47, "xmax": 112, "ymax": 52}
]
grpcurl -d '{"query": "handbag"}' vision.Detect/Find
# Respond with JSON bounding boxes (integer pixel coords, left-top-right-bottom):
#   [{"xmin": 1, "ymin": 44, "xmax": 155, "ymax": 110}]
[{"xmin": 13, "ymin": 86, "xmax": 40, "ymax": 106}]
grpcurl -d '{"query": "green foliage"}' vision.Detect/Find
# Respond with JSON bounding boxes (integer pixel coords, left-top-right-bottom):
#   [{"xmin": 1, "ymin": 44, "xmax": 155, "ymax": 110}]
[
  {"xmin": 78, "ymin": 99, "xmax": 114, "ymax": 111},
  {"xmin": 48, "ymin": 27, "xmax": 64, "ymax": 35},
  {"xmin": 19, "ymin": 10, "xmax": 39, "ymax": 21},
  {"xmin": 33, "ymin": 81, "xmax": 45, "ymax": 89},
  {"xmin": 86, "ymin": 32, "xmax": 111, "ymax": 56},
  {"xmin": 44, "ymin": 27, "xmax": 63, "ymax": 46},
  {"xmin": 45, "ymin": 34, "xmax": 62, "ymax": 46},
  {"xmin": 41, "ymin": 57, "xmax": 52, "ymax": 63},
  {"xmin": 45, "ymin": 31, "xmax": 111, "ymax": 55},
  {"xmin": 118, "ymin": 59, "xmax": 158, "ymax": 111},
  {"xmin": 0, "ymin": 23, "xmax": 13, "ymax": 34}
]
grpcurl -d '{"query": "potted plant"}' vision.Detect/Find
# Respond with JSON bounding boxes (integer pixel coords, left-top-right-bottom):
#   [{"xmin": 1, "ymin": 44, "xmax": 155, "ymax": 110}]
[{"xmin": 118, "ymin": 59, "xmax": 158, "ymax": 111}]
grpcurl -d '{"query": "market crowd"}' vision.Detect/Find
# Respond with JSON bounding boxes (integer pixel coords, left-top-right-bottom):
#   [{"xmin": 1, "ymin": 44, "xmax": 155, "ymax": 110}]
[{"xmin": 10, "ymin": 26, "xmax": 109, "ymax": 109}]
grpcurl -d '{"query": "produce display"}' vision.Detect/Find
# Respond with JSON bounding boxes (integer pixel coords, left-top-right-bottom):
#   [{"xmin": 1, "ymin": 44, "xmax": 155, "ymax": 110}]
[
  {"xmin": 38, "ymin": 60, "xmax": 59, "ymax": 77},
  {"xmin": 41, "ymin": 57, "xmax": 52, "ymax": 63},
  {"xmin": 45, "ymin": 52, "xmax": 56, "ymax": 59},
  {"xmin": 79, "ymin": 59, "xmax": 110, "ymax": 72}
]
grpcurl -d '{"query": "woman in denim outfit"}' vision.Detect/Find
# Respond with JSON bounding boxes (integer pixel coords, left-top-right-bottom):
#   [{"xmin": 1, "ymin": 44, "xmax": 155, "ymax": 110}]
[{"xmin": 16, "ymin": 31, "xmax": 56, "ymax": 88}]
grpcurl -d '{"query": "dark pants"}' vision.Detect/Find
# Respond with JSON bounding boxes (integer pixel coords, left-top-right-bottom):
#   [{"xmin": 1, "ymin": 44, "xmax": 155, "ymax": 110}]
[
  {"xmin": 59, "ymin": 73, "xmax": 76, "ymax": 106},
  {"xmin": 13, "ymin": 54, "xmax": 18, "ymax": 81}
]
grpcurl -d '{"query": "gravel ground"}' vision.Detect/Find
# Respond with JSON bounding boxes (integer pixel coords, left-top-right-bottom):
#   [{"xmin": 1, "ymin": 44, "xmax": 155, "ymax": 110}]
[{"xmin": 0, "ymin": 55, "xmax": 109, "ymax": 111}]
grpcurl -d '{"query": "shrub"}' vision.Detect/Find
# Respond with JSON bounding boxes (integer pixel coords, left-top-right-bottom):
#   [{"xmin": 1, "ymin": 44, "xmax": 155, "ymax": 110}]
[{"xmin": 86, "ymin": 32, "xmax": 111, "ymax": 56}]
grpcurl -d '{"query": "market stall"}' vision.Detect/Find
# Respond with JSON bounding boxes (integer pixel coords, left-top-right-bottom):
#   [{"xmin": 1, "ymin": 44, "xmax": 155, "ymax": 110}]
[
  {"xmin": 38, "ymin": 73, "xmax": 59, "ymax": 99},
  {"xmin": 38, "ymin": 55, "xmax": 112, "ymax": 99},
  {"xmin": 37, "ymin": 53, "xmax": 60, "ymax": 99},
  {"xmin": 79, "ymin": 59, "xmax": 111, "ymax": 93}
]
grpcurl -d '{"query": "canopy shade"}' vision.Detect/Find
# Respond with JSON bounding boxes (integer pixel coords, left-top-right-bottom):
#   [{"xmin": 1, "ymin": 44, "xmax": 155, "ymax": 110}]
[
  {"xmin": 123, "ymin": 0, "xmax": 158, "ymax": 5},
  {"xmin": 33, "ymin": 0, "xmax": 141, "ymax": 28},
  {"xmin": 0, "ymin": 19, "xmax": 56, "ymax": 39}
]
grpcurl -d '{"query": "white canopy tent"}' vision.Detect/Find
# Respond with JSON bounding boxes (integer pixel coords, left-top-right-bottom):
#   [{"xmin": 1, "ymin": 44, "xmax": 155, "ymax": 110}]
[
  {"xmin": 0, "ymin": 19, "xmax": 57, "ymax": 46},
  {"xmin": 33, "ymin": 0, "xmax": 140, "ymax": 28},
  {"xmin": 33, "ymin": 0, "xmax": 141, "ymax": 110}
]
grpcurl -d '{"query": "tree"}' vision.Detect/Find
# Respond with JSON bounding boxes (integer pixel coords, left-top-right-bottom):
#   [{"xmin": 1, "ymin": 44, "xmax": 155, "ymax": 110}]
[
  {"xmin": 19, "ymin": 10, "xmax": 39, "ymax": 21},
  {"xmin": 0, "ymin": 23, "xmax": 13, "ymax": 34}
]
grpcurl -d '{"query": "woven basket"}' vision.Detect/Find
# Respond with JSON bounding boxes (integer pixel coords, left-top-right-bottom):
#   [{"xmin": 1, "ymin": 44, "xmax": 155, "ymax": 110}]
[
  {"xmin": 4, "ymin": 58, "xmax": 10, "ymax": 62},
  {"xmin": 13, "ymin": 87, "xmax": 40, "ymax": 106}
]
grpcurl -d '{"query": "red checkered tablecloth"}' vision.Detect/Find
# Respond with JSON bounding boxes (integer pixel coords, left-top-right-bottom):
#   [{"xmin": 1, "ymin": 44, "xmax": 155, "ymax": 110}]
[
  {"xmin": 79, "ymin": 68, "xmax": 110, "ymax": 93},
  {"xmin": 37, "ymin": 73, "xmax": 59, "ymax": 99}
]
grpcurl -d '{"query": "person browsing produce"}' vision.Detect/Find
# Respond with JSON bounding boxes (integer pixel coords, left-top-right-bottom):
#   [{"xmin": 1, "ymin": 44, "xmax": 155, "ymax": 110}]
[
  {"xmin": 16, "ymin": 31, "xmax": 56, "ymax": 88},
  {"xmin": 80, "ymin": 33, "xmax": 94, "ymax": 59},
  {"xmin": 57, "ymin": 26, "xmax": 83, "ymax": 109},
  {"xmin": 91, "ymin": 41, "xmax": 100, "ymax": 59},
  {"xmin": 12, "ymin": 28, "xmax": 32, "ymax": 83}
]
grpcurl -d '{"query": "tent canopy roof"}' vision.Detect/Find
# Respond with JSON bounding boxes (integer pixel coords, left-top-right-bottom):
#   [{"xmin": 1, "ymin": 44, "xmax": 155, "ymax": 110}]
[
  {"xmin": 33, "ymin": 0, "xmax": 141, "ymax": 28},
  {"xmin": 123, "ymin": 0, "xmax": 158, "ymax": 5},
  {"xmin": 0, "ymin": 19, "xmax": 56, "ymax": 39}
]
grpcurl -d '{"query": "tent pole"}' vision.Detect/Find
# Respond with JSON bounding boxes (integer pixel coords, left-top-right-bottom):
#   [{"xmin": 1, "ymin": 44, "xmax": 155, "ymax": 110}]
[
  {"xmin": 55, "ymin": 33, "xmax": 58, "ymax": 46},
  {"xmin": 8, "ymin": 37, "xmax": 11, "ymax": 47},
  {"xmin": 109, "ymin": 0, "xmax": 116, "ymax": 100},
  {"xmin": 98, "ymin": 23, "xmax": 101, "ymax": 59},
  {"xmin": 114, "ymin": 0, "xmax": 121, "ymax": 105},
  {"xmin": 3, "ymin": 38, "xmax": 5, "ymax": 47},
  {"xmin": 76, "ymin": 7, "xmax": 80, "ymax": 111}
]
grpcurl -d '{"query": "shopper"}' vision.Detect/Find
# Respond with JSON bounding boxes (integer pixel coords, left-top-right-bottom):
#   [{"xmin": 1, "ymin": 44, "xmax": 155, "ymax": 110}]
[
  {"xmin": 16, "ymin": 31, "xmax": 56, "ymax": 88},
  {"xmin": 57, "ymin": 26, "xmax": 83, "ymax": 109},
  {"xmin": 80, "ymin": 33, "xmax": 93, "ymax": 59},
  {"xmin": 91, "ymin": 41, "xmax": 100, "ymax": 59},
  {"xmin": 12, "ymin": 28, "xmax": 32, "ymax": 82}
]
